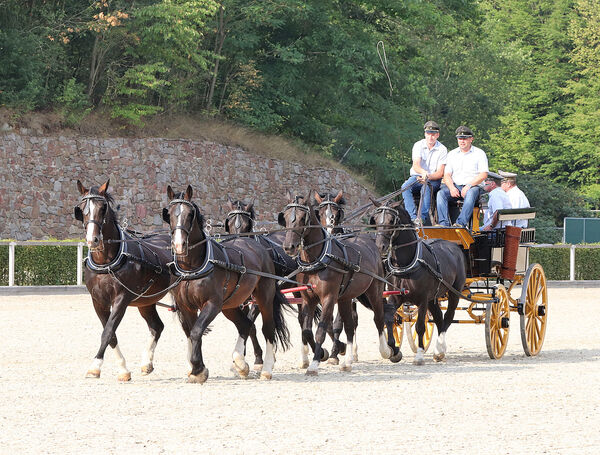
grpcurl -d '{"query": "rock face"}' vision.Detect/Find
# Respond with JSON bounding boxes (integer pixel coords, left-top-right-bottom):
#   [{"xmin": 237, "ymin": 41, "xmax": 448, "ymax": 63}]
[{"xmin": 0, "ymin": 134, "xmax": 374, "ymax": 240}]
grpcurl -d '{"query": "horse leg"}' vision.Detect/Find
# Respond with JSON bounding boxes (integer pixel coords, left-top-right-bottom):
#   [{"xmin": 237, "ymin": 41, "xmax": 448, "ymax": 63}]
[
  {"xmin": 306, "ymin": 296, "xmax": 335, "ymax": 376},
  {"xmin": 384, "ymin": 296, "xmax": 402, "ymax": 363},
  {"xmin": 298, "ymin": 302, "xmax": 316, "ymax": 368},
  {"xmin": 188, "ymin": 300, "xmax": 222, "ymax": 384},
  {"xmin": 223, "ymin": 307, "xmax": 252, "ymax": 379},
  {"xmin": 363, "ymin": 286, "xmax": 392, "ymax": 360},
  {"xmin": 338, "ymin": 299, "xmax": 355, "ymax": 372},
  {"xmin": 413, "ymin": 301, "xmax": 429, "ymax": 365},
  {"xmin": 327, "ymin": 311, "xmax": 345, "ymax": 365},
  {"xmin": 137, "ymin": 304, "xmax": 164, "ymax": 375},
  {"xmin": 87, "ymin": 297, "xmax": 132, "ymax": 381},
  {"xmin": 245, "ymin": 304, "xmax": 264, "ymax": 370},
  {"xmin": 434, "ymin": 293, "xmax": 459, "ymax": 362},
  {"xmin": 351, "ymin": 300, "xmax": 359, "ymax": 361}
]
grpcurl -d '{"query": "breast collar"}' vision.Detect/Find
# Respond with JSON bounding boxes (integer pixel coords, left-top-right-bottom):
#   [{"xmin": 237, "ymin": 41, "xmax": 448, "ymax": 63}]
[
  {"xmin": 386, "ymin": 238, "xmax": 423, "ymax": 276},
  {"xmin": 85, "ymin": 224, "xmax": 128, "ymax": 274},
  {"xmin": 168, "ymin": 232, "xmax": 218, "ymax": 280},
  {"xmin": 296, "ymin": 227, "xmax": 334, "ymax": 273}
]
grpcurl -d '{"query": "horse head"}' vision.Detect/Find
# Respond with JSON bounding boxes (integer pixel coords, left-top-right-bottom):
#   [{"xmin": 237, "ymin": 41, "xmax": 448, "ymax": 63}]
[
  {"xmin": 74, "ymin": 179, "xmax": 114, "ymax": 251},
  {"xmin": 279, "ymin": 190, "xmax": 313, "ymax": 257},
  {"xmin": 314, "ymin": 190, "xmax": 345, "ymax": 234},
  {"xmin": 225, "ymin": 196, "xmax": 255, "ymax": 234},
  {"xmin": 370, "ymin": 198, "xmax": 412, "ymax": 256},
  {"xmin": 163, "ymin": 184, "xmax": 204, "ymax": 256}
]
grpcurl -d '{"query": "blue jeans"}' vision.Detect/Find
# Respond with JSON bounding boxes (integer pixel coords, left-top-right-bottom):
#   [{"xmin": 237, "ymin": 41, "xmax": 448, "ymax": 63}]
[
  {"xmin": 436, "ymin": 184, "xmax": 482, "ymax": 227},
  {"xmin": 401, "ymin": 176, "xmax": 441, "ymax": 224}
]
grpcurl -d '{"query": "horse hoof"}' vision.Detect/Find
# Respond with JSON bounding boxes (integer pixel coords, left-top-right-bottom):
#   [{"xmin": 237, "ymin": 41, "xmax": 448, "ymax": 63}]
[
  {"xmin": 327, "ymin": 357, "xmax": 339, "ymax": 365},
  {"xmin": 299, "ymin": 361, "xmax": 309, "ymax": 369},
  {"xmin": 188, "ymin": 368, "xmax": 209, "ymax": 384},
  {"xmin": 390, "ymin": 351, "xmax": 403, "ymax": 363},
  {"xmin": 340, "ymin": 363, "xmax": 352, "ymax": 372},
  {"xmin": 320, "ymin": 348, "xmax": 329, "ymax": 362},
  {"xmin": 433, "ymin": 353, "xmax": 446, "ymax": 362},
  {"xmin": 141, "ymin": 364, "xmax": 154, "ymax": 375},
  {"xmin": 85, "ymin": 369, "xmax": 100, "ymax": 379},
  {"xmin": 305, "ymin": 369, "xmax": 318, "ymax": 376},
  {"xmin": 118, "ymin": 372, "xmax": 132, "ymax": 382},
  {"xmin": 260, "ymin": 371, "xmax": 272, "ymax": 380},
  {"xmin": 253, "ymin": 363, "xmax": 263, "ymax": 372},
  {"xmin": 413, "ymin": 358, "xmax": 425, "ymax": 366},
  {"xmin": 234, "ymin": 361, "xmax": 250, "ymax": 378}
]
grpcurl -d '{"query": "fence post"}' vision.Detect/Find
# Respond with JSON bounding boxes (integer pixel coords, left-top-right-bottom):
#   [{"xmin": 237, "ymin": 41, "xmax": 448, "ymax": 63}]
[
  {"xmin": 570, "ymin": 244, "xmax": 576, "ymax": 281},
  {"xmin": 77, "ymin": 242, "xmax": 84, "ymax": 286},
  {"xmin": 8, "ymin": 242, "xmax": 16, "ymax": 286}
]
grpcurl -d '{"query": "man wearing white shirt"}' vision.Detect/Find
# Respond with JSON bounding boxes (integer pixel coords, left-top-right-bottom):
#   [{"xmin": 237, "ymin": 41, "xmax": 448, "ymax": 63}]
[
  {"xmin": 436, "ymin": 125, "xmax": 489, "ymax": 228},
  {"xmin": 401, "ymin": 121, "xmax": 447, "ymax": 225},
  {"xmin": 481, "ymin": 172, "xmax": 512, "ymax": 231},
  {"xmin": 499, "ymin": 170, "xmax": 531, "ymax": 228}
]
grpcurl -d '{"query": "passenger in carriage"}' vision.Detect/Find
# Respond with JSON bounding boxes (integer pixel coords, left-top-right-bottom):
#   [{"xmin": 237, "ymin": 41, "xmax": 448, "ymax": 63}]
[
  {"xmin": 498, "ymin": 169, "xmax": 531, "ymax": 228},
  {"xmin": 435, "ymin": 125, "xmax": 489, "ymax": 228},
  {"xmin": 481, "ymin": 171, "xmax": 512, "ymax": 231},
  {"xmin": 401, "ymin": 120, "xmax": 448, "ymax": 226}
]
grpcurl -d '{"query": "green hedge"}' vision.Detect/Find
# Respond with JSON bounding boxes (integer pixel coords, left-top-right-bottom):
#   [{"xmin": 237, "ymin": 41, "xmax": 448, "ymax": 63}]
[
  {"xmin": 575, "ymin": 248, "xmax": 600, "ymax": 280},
  {"xmin": 529, "ymin": 246, "xmax": 600, "ymax": 280},
  {"xmin": 0, "ymin": 244, "xmax": 82, "ymax": 286}
]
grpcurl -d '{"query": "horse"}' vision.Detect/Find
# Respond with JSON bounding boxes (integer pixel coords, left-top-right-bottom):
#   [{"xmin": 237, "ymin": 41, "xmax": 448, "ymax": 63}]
[
  {"xmin": 279, "ymin": 191, "xmax": 397, "ymax": 375},
  {"xmin": 224, "ymin": 196, "xmax": 328, "ymax": 368},
  {"xmin": 73, "ymin": 179, "xmax": 175, "ymax": 381},
  {"xmin": 163, "ymin": 185, "xmax": 291, "ymax": 383},
  {"xmin": 370, "ymin": 199, "xmax": 467, "ymax": 364},
  {"xmin": 314, "ymin": 190, "xmax": 359, "ymax": 364}
]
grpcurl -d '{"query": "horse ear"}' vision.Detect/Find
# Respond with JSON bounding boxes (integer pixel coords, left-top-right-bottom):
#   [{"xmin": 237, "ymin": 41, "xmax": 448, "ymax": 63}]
[
  {"xmin": 224, "ymin": 218, "xmax": 230, "ymax": 233},
  {"xmin": 245, "ymin": 200, "xmax": 254, "ymax": 212},
  {"xmin": 99, "ymin": 179, "xmax": 110, "ymax": 195},
  {"xmin": 277, "ymin": 212, "xmax": 286, "ymax": 227},
  {"xmin": 185, "ymin": 185, "xmax": 193, "ymax": 201},
  {"xmin": 227, "ymin": 196, "xmax": 234, "ymax": 211},
  {"xmin": 162, "ymin": 208, "xmax": 170, "ymax": 224},
  {"xmin": 369, "ymin": 216, "xmax": 376, "ymax": 226},
  {"xmin": 369, "ymin": 197, "xmax": 381, "ymax": 208},
  {"xmin": 74, "ymin": 206, "xmax": 83, "ymax": 222},
  {"xmin": 167, "ymin": 185, "xmax": 175, "ymax": 200},
  {"xmin": 306, "ymin": 191, "xmax": 315, "ymax": 206},
  {"xmin": 314, "ymin": 191, "xmax": 323, "ymax": 204},
  {"xmin": 77, "ymin": 180, "xmax": 87, "ymax": 195},
  {"xmin": 286, "ymin": 190, "xmax": 295, "ymax": 203},
  {"xmin": 334, "ymin": 190, "xmax": 343, "ymax": 203}
]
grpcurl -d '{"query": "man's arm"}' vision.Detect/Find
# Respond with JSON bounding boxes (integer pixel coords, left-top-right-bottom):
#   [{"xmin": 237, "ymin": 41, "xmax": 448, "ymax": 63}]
[
  {"xmin": 443, "ymin": 171, "xmax": 460, "ymax": 198},
  {"xmin": 460, "ymin": 171, "xmax": 488, "ymax": 198},
  {"xmin": 482, "ymin": 211, "xmax": 499, "ymax": 231}
]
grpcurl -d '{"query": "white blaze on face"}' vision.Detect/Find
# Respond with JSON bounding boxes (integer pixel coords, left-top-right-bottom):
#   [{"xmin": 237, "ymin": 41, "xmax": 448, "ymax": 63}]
[
  {"xmin": 326, "ymin": 205, "xmax": 335, "ymax": 234},
  {"xmin": 172, "ymin": 205, "xmax": 187, "ymax": 255},
  {"xmin": 86, "ymin": 199, "xmax": 101, "ymax": 247}
]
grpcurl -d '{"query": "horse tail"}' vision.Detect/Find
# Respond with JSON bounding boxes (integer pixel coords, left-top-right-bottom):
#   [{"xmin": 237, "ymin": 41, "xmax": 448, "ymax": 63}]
[{"xmin": 272, "ymin": 284, "xmax": 292, "ymax": 351}]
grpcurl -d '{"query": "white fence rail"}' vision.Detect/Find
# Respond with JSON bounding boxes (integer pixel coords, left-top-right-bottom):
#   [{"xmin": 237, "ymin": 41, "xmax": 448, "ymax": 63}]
[
  {"xmin": 3, "ymin": 241, "xmax": 85, "ymax": 286},
  {"xmin": 1, "ymin": 241, "xmax": 599, "ymax": 286}
]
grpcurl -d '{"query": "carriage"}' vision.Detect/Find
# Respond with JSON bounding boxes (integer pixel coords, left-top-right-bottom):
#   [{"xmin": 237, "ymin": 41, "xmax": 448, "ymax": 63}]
[{"xmin": 389, "ymin": 207, "xmax": 548, "ymax": 359}]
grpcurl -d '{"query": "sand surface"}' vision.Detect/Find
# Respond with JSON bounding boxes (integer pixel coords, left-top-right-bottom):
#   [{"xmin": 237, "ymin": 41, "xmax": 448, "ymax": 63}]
[{"xmin": 0, "ymin": 287, "xmax": 598, "ymax": 454}]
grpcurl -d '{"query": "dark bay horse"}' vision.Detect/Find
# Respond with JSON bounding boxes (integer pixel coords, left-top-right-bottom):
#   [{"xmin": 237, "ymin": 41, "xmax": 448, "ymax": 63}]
[
  {"xmin": 164, "ymin": 185, "xmax": 290, "ymax": 383},
  {"xmin": 279, "ymin": 191, "xmax": 395, "ymax": 375},
  {"xmin": 371, "ymin": 199, "xmax": 466, "ymax": 364},
  {"xmin": 74, "ymin": 179, "xmax": 175, "ymax": 381}
]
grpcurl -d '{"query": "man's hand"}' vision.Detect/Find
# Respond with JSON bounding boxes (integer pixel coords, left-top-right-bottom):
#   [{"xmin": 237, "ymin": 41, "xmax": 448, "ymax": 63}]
[
  {"xmin": 482, "ymin": 225, "xmax": 492, "ymax": 232},
  {"xmin": 460, "ymin": 185, "xmax": 471, "ymax": 198},
  {"xmin": 449, "ymin": 186, "xmax": 460, "ymax": 198},
  {"xmin": 416, "ymin": 173, "xmax": 427, "ymax": 183}
]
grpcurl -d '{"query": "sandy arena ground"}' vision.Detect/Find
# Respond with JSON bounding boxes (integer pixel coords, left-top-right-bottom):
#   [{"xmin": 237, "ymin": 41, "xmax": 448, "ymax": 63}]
[{"xmin": 0, "ymin": 287, "xmax": 598, "ymax": 454}]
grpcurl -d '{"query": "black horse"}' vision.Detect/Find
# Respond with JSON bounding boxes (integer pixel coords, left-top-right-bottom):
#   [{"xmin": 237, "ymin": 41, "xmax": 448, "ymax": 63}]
[
  {"xmin": 279, "ymin": 191, "xmax": 397, "ymax": 375},
  {"xmin": 164, "ymin": 185, "xmax": 291, "ymax": 383},
  {"xmin": 371, "ymin": 199, "xmax": 467, "ymax": 364},
  {"xmin": 74, "ymin": 179, "xmax": 175, "ymax": 381}
]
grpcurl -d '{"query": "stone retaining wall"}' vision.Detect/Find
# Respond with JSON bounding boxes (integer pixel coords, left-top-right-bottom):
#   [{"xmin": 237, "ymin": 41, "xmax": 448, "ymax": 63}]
[{"xmin": 0, "ymin": 133, "xmax": 374, "ymax": 240}]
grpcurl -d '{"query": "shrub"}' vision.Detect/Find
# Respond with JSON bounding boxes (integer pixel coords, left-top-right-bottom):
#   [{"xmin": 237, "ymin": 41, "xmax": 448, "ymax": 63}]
[
  {"xmin": 575, "ymin": 248, "xmax": 600, "ymax": 280},
  {"xmin": 529, "ymin": 247, "xmax": 570, "ymax": 280}
]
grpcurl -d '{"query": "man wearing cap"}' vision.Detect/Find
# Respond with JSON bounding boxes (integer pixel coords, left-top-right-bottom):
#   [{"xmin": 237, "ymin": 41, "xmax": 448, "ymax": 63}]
[
  {"xmin": 499, "ymin": 169, "xmax": 531, "ymax": 228},
  {"xmin": 435, "ymin": 125, "xmax": 489, "ymax": 228},
  {"xmin": 481, "ymin": 172, "xmax": 511, "ymax": 231},
  {"xmin": 401, "ymin": 121, "xmax": 448, "ymax": 225}
]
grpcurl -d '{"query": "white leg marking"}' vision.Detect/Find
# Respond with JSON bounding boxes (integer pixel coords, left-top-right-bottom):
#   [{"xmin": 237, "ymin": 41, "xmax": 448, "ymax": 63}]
[
  {"xmin": 306, "ymin": 359, "xmax": 320, "ymax": 375},
  {"xmin": 141, "ymin": 335, "xmax": 157, "ymax": 367},
  {"xmin": 87, "ymin": 357, "xmax": 103, "ymax": 374},
  {"xmin": 260, "ymin": 341, "xmax": 275, "ymax": 380},
  {"xmin": 434, "ymin": 331, "xmax": 447, "ymax": 362},
  {"xmin": 352, "ymin": 339, "xmax": 359, "ymax": 362},
  {"xmin": 341, "ymin": 342, "xmax": 353, "ymax": 372},
  {"xmin": 299, "ymin": 343, "xmax": 309, "ymax": 368},
  {"xmin": 186, "ymin": 338, "xmax": 193, "ymax": 369},
  {"xmin": 232, "ymin": 336, "xmax": 249, "ymax": 377},
  {"xmin": 112, "ymin": 344, "xmax": 130, "ymax": 376},
  {"xmin": 379, "ymin": 332, "xmax": 392, "ymax": 359},
  {"xmin": 414, "ymin": 347, "xmax": 425, "ymax": 365}
]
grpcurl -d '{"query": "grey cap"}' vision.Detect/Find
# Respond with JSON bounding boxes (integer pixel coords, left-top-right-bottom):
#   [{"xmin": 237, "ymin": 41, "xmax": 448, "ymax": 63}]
[
  {"xmin": 498, "ymin": 169, "xmax": 517, "ymax": 180},
  {"xmin": 455, "ymin": 125, "xmax": 473, "ymax": 137},
  {"xmin": 423, "ymin": 121, "xmax": 440, "ymax": 132},
  {"xmin": 487, "ymin": 171, "xmax": 503, "ymax": 181}
]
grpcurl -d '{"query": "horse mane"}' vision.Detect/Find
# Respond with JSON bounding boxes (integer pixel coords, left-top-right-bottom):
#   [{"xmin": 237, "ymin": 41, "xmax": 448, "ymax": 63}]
[{"xmin": 88, "ymin": 185, "xmax": 119, "ymax": 224}]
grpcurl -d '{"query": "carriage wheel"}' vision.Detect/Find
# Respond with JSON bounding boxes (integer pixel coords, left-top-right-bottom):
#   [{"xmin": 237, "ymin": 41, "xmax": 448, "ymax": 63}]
[
  {"xmin": 519, "ymin": 263, "xmax": 548, "ymax": 356},
  {"xmin": 485, "ymin": 284, "xmax": 510, "ymax": 359},
  {"xmin": 391, "ymin": 308, "xmax": 404, "ymax": 348},
  {"xmin": 405, "ymin": 308, "xmax": 434, "ymax": 353}
]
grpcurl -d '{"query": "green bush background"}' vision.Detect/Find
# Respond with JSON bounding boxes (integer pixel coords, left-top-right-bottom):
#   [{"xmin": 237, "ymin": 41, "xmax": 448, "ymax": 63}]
[{"xmin": 0, "ymin": 243, "xmax": 598, "ymax": 285}]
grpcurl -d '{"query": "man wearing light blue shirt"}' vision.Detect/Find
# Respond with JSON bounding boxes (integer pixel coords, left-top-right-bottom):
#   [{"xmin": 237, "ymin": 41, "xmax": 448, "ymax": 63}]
[
  {"xmin": 401, "ymin": 121, "xmax": 447, "ymax": 226},
  {"xmin": 436, "ymin": 125, "xmax": 489, "ymax": 228},
  {"xmin": 481, "ymin": 172, "xmax": 512, "ymax": 231}
]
